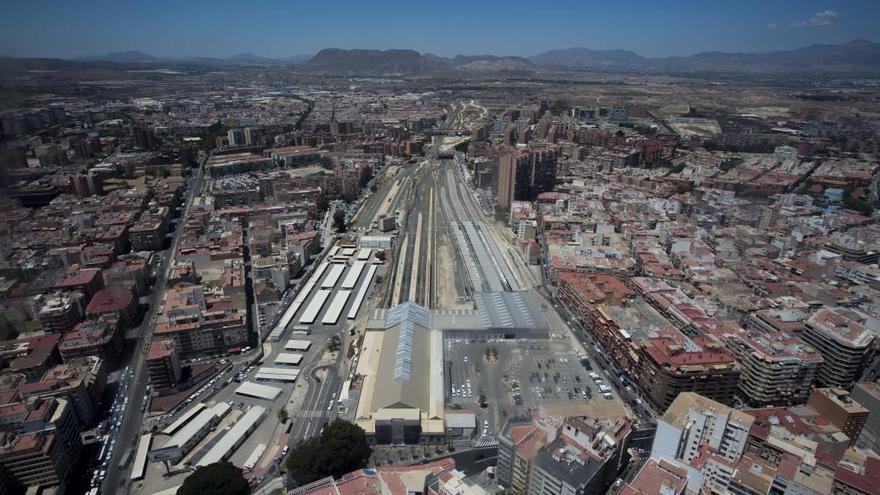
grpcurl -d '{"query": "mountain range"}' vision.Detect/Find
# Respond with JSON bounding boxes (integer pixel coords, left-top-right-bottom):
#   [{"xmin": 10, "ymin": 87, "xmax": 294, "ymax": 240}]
[
  {"xmin": 15, "ymin": 39, "xmax": 880, "ymax": 76},
  {"xmin": 72, "ymin": 50, "xmax": 312, "ymax": 64}
]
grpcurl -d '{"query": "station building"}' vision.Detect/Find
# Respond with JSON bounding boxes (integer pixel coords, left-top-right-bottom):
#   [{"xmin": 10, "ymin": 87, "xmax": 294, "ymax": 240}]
[{"xmin": 354, "ymin": 293, "xmax": 547, "ymax": 445}]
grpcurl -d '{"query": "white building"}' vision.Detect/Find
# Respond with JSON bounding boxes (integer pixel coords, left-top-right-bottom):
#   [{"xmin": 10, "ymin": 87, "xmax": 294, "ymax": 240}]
[{"xmin": 650, "ymin": 392, "xmax": 755, "ymax": 494}]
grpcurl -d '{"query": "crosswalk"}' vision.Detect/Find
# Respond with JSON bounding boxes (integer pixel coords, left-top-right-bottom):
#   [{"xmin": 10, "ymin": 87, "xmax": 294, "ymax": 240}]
[
  {"xmin": 472, "ymin": 438, "xmax": 499, "ymax": 449},
  {"xmin": 290, "ymin": 410, "xmax": 326, "ymax": 418}
]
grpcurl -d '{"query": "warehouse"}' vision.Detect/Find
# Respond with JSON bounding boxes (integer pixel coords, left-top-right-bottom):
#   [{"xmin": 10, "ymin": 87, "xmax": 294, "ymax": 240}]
[
  {"xmin": 162, "ymin": 403, "xmax": 206, "ymax": 435},
  {"xmin": 272, "ymin": 262, "xmax": 328, "ymax": 336},
  {"xmin": 150, "ymin": 406, "xmax": 219, "ymax": 462},
  {"xmin": 359, "ymin": 234, "xmax": 393, "ymax": 249}
]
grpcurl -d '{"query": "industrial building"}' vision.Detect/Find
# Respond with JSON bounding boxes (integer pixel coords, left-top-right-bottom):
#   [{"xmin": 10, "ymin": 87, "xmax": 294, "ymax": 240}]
[
  {"xmin": 355, "ymin": 302, "xmax": 445, "ymax": 444},
  {"xmin": 354, "ymin": 295, "xmax": 548, "ymax": 444}
]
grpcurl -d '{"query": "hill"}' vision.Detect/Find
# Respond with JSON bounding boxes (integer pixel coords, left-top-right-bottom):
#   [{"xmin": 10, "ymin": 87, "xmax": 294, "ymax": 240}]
[{"xmin": 305, "ymin": 48, "xmax": 440, "ymax": 74}]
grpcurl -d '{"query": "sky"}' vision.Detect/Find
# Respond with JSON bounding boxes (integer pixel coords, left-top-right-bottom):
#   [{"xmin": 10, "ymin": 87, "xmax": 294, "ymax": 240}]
[{"xmin": 0, "ymin": 0, "xmax": 878, "ymax": 59}]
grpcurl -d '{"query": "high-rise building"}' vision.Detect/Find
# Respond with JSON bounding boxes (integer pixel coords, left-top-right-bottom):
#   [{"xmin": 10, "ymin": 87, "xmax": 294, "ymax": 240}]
[
  {"xmin": 726, "ymin": 329, "xmax": 822, "ymax": 407},
  {"xmin": 244, "ymin": 127, "xmax": 261, "ymax": 146},
  {"xmin": 33, "ymin": 291, "xmax": 85, "ymax": 334},
  {"xmin": 227, "ymin": 128, "xmax": 246, "ymax": 147},
  {"xmin": 807, "ymin": 388, "xmax": 869, "ymax": 447},
  {"xmin": 152, "ymin": 284, "xmax": 248, "ymax": 359},
  {"xmin": 851, "ymin": 381, "xmax": 880, "ymax": 449},
  {"xmin": 651, "ymin": 392, "xmax": 755, "ymax": 494},
  {"xmin": 497, "ymin": 147, "xmax": 558, "ymax": 210},
  {"xmin": 19, "ymin": 357, "xmax": 107, "ymax": 427},
  {"xmin": 527, "ymin": 417, "xmax": 632, "ymax": 495},
  {"xmin": 146, "ymin": 340, "xmax": 182, "ymax": 390},
  {"xmin": 802, "ymin": 309, "xmax": 875, "ymax": 388},
  {"xmin": 639, "ymin": 336, "xmax": 740, "ymax": 411},
  {"xmin": 0, "ymin": 431, "xmax": 72, "ymax": 491},
  {"xmin": 497, "ymin": 415, "xmax": 632, "ymax": 495}
]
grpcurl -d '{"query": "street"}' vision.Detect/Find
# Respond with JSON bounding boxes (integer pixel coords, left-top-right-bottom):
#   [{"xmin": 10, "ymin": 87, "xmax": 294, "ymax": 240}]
[{"xmin": 100, "ymin": 163, "xmax": 206, "ymax": 493}]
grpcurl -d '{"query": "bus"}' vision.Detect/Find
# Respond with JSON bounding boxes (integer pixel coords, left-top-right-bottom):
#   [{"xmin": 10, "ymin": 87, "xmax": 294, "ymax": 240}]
[{"xmin": 118, "ymin": 447, "xmax": 134, "ymax": 469}]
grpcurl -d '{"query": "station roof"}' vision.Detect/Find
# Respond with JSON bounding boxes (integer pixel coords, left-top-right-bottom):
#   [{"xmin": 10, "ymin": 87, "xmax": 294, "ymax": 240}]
[{"xmin": 234, "ymin": 381, "xmax": 281, "ymax": 400}]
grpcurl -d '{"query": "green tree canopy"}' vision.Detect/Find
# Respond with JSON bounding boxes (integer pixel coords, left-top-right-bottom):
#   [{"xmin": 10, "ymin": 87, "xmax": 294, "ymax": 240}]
[
  {"xmin": 285, "ymin": 420, "xmax": 372, "ymax": 486},
  {"xmin": 177, "ymin": 462, "xmax": 249, "ymax": 495},
  {"xmin": 333, "ymin": 210, "xmax": 347, "ymax": 233}
]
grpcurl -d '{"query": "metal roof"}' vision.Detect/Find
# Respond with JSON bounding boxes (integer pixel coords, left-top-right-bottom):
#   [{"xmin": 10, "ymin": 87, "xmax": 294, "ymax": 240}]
[
  {"xmin": 235, "ymin": 381, "xmax": 281, "ymax": 400},
  {"xmin": 196, "ymin": 405, "xmax": 266, "ymax": 467},
  {"xmin": 385, "ymin": 301, "xmax": 432, "ymax": 382},
  {"xmin": 473, "ymin": 291, "xmax": 539, "ymax": 329}
]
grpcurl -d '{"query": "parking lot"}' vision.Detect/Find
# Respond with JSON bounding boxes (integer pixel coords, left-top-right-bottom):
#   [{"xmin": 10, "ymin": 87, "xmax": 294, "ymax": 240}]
[{"xmin": 445, "ymin": 336, "xmax": 628, "ymax": 435}]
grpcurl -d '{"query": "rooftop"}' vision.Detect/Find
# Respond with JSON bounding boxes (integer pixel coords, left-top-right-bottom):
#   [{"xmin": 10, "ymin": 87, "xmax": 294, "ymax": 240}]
[
  {"xmin": 86, "ymin": 285, "xmax": 133, "ymax": 314},
  {"xmin": 807, "ymin": 309, "xmax": 875, "ymax": 348},
  {"xmin": 662, "ymin": 392, "xmax": 754, "ymax": 431}
]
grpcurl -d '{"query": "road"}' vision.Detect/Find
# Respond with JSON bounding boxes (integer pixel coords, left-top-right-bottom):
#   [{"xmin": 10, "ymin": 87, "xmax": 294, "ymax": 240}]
[
  {"xmin": 287, "ymin": 363, "xmax": 341, "ymax": 444},
  {"xmin": 103, "ymin": 163, "xmax": 206, "ymax": 494}
]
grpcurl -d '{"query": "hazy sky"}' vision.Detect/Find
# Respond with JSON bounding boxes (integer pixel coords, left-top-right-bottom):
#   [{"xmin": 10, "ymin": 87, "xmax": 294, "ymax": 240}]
[{"xmin": 1, "ymin": 0, "xmax": 878, "ymax": 59}]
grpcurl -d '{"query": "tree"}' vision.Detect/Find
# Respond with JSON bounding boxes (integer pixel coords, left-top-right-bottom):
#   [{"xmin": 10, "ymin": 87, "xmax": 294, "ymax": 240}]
[
  {"xmin": 277, "ymin": 408, "xmax": 289, "ymax": 423},
  {"xmin": 375, "ymin": 250, "xmax": 386, "ymax": 262},
  {"xmin": 286, "ymin": 420, "xmax": 372, "ymax": 485},
  {"xmin": 333, "ymin": 210, "xmax": 347, "ymax": 233},
  {"xmin": 328, "ymin": 335, "xmax": 341, "ymax": 352},
  {"xmin": 177, "ymin": 462, "xmax": 249, "ymax": 495}
]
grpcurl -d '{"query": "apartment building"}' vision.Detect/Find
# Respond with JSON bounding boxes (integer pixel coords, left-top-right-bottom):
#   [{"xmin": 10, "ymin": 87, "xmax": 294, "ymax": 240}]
[
  {"xmin": 807, "ymin": 388, "xmax": 869, "ymax": 447},
  {"xmin": 802, "ymin": 309, "xmax": 875, "ymax": 388},
  {"xmin": 153, "ymin": 283, "xmax": 248, "ymax": 359},
  {"xmin": 726, "ymin": 328, "xmax": 822, "ymax": 407},
  {"xmin": 146, "ymin": 340, "xmax": 182, "ymax": 390},
  {"xmin": 0, "ymin": 431, "xmax": 72, "ymax": 491},
  {"xmin": 639, "ymin": 336, "xmax": 740, "ymax": 411},
  {"xmin": 651, "ymin": 392, "xmax": 755, "ymax": 493},
  {"xmin": 497, "ymin": 416, "xmax": 631, "ymax": 495}
]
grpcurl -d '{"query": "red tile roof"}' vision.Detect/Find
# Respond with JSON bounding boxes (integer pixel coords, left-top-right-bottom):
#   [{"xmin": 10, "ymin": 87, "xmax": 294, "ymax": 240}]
[{"xmin": 86, "ymin": 285, "xmax": 133, "ymax": 314}]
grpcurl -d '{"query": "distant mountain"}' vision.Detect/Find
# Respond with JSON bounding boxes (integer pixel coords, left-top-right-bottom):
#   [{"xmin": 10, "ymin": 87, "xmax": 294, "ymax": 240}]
[
  {"xmin": 22, "ymin": 39, "xmax": 880, "ymax": 76},
  {"xmin": 529, "ymin": 48, "xmax": 644, "ymax": 68},
  {"xmin": 303, "ymin": 49, "xmax": 537, "ymax": 75},
  {"xmin": 70, "ymin": 51, "xmax": 308, "ymax": 65},
  {"xmin": 305, "ymin": 48, "xmax": 442, "ymax": 74},
  {"xmin": 73, "ymin": 50, "xmax": 159, "ymax": 63},
  {"xmin": 665, "ymin": 39, "xmax": 880, "ymax": 69},
  {"xmin": 530, "ymin": 39, "xmax": 880, "ymax": 72},
  {"xmin": 448, "ymin": 55, "xmax": 535, "ymax": 72}
]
